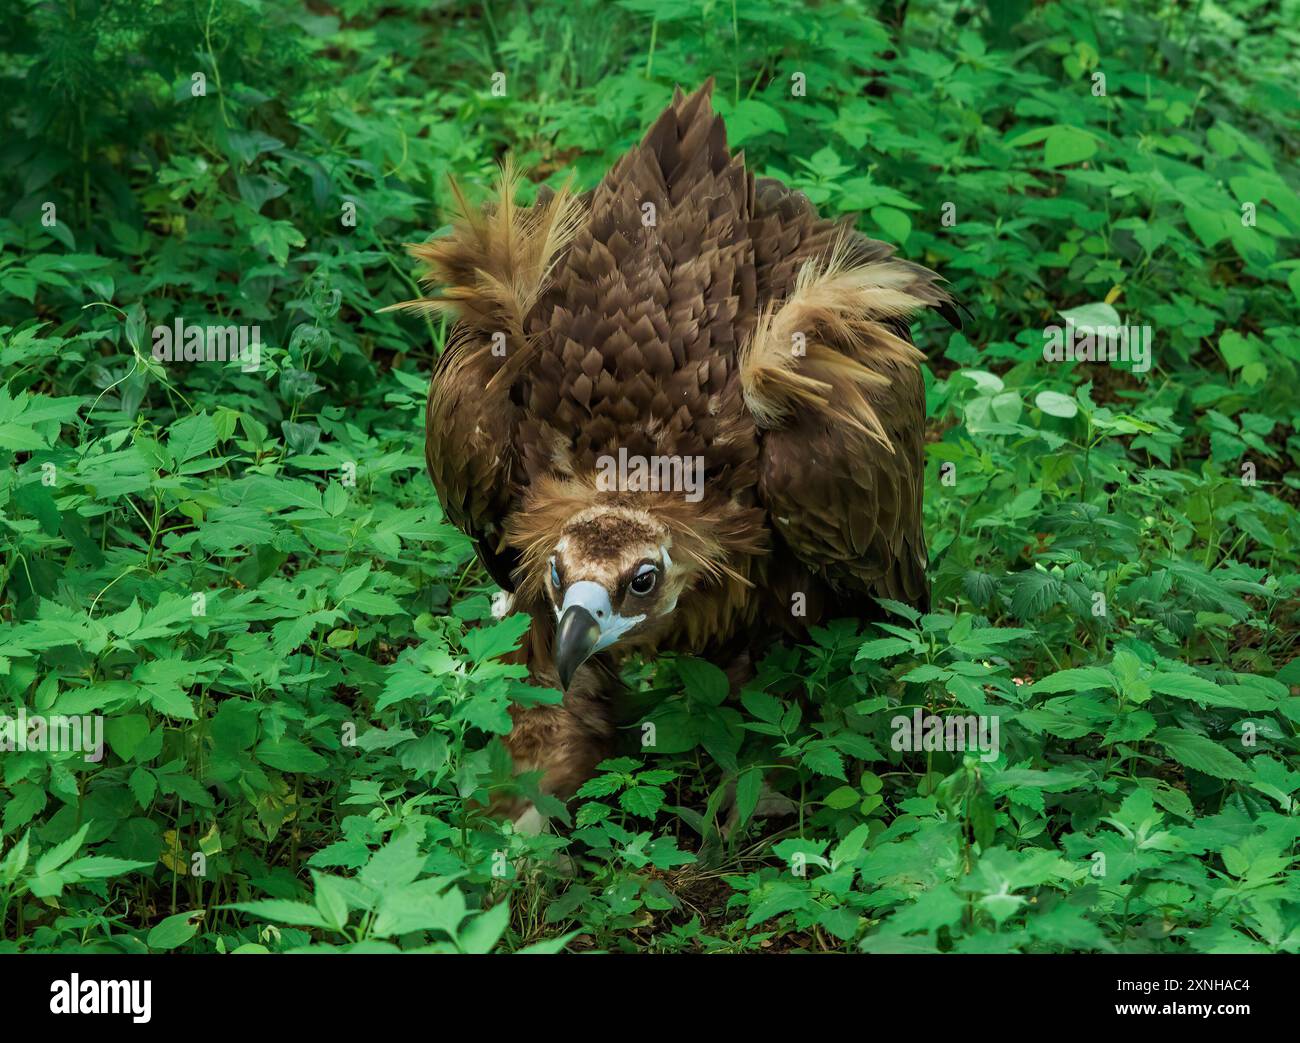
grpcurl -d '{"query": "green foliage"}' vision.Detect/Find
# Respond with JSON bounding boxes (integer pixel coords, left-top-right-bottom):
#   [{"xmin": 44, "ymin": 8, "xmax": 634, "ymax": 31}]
[{"xmin": 0, "ymin": 0, "xmax": 1297, "ymax": 953}]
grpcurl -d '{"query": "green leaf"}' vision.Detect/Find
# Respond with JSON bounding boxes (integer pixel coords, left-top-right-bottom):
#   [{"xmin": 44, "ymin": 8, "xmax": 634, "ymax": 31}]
[
  {"xmin": 148, "ymin": 684, "xmax": 198, "ymax": 720},
  {"xmin": 167, "ymin": 412, "xmax": 218, "ymax": 465},
  {"xmin": 1149, "ymin": 672, "xmax": 1266, "ymax": 710},
  {"xmin": 1030, "ymin": 668, "xmax": 1114, "ymax": 694},
  {"xmin": 461, "ymin": 614, "xmax": 530, "ymax": 661},
  {"xmin": 63, "ymin": 855, "xmax": 152, "ymax": 880},
  {"xmin": 1009, "ymin": 571, "xmax": 1061, "ymax": 618},
  {"xmin": 226, "ymin": 900, "xmax": 329, "ymax": 928},
  {"xmin": 1034, "ymin": 390, "xmax": 1078, "ymax": 418},
  {"xmin": 1059, "ymin": 302, "xmax": 1120, "ymax": 328},
  {"xmin": 35, "ymin": 824, "xmax": 89, "ymax": 875},
  {"xmin": 3, "ymin": 782, "xmax": 48, "ymax": 834},
  {"xmin": 359, "ymin": 831, "xmax": 425, "ymax": 891},
  {"xmin": 1043, "ymin": 126, "xmax": 1096, "ymax": 168},
  {"xmin": 874, "ymin": 598, "xmax": 920, "ymax": 624},
  {"xmin": 458, "ymin": 902, "xmax": 510, "ymax": 954},
  {"xmin": 856, "ymin": 637, "xmax": 915, "ymax": 660},
  {"xmin": 801, "ymin": 744, "xmax": 846, "ymax": 780},
  {"xmin": 886, "ymin": 884, "xmax": 965, "ymax": 935},
  {"xmin": 871, "ymin": 205, "xmax": 911, "ymax": 243},
  {"xmin": 676, "ymin": 657, "xmax": 729, "ymax": 705},
  {"xmin": 733, "ymin": 764, "xmax": 763, "ymax": 827},
  {"xmin": 312, "ymin": 872, "xmax": 351, "ymax": 931},
  {"xmin": 619, "ymin": 785, "xmax": 666, "ymax": 817},
  {"xmin": 255, "ymin": 738, "xmax": 328, "ymax": 773},
  {"xmin": 1153, "ymin": 728, "xmax": 1249, "ymax": 781},
  {"xmin": 148, "ymin": 910, "xmax": 204, "ymax": 950}
]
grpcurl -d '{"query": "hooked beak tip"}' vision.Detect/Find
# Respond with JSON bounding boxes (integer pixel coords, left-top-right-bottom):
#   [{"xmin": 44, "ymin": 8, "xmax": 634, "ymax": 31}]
[{"xmin": 554, "ymin": 605, "xmax": 600, "ymax": 691}]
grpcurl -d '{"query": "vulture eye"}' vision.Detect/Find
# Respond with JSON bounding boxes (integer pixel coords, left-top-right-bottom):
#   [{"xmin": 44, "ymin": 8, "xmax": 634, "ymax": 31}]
[
  {"xmin": 629, "ymin": 564, "xmax": 658, "ymax": 596},
  {"xmin": 549, "ymin": 557, "xmax": 562, "ymax": 590}
]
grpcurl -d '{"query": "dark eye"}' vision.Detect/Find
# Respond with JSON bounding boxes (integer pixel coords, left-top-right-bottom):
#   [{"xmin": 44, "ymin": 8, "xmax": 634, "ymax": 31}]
[
  {"xmin": 629, "ymin": 564, "xmax": 657, "ymax": 596},
  {"xmin": 549, "ymin": 558, "xmax": 561, "ymax": 589}
]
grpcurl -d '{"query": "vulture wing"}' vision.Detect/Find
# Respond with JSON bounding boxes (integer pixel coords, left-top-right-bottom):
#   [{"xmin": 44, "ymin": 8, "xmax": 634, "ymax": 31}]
[
  {"xmin": 398, "ymin": 170, "xmax": 588, "ymax": 590},
  {"xmin": 743, "ymin": 177, "xmax": 956, "ymax": 612}
]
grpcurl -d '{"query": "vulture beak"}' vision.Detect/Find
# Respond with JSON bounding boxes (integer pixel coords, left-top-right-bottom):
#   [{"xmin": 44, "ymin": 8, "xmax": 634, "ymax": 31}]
[
  {"xmin": 553, "ymin": 580, "xmax": 645, "ymax": 690},
  {"xmin": 555, "ymin": 602, "xmax": 601, "ymax": 691}
]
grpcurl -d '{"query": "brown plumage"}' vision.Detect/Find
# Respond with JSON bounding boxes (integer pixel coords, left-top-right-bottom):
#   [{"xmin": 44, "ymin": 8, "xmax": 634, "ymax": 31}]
[{"xmin": 395, "ymin": 81, "xmax": 956, "ymax": 823}]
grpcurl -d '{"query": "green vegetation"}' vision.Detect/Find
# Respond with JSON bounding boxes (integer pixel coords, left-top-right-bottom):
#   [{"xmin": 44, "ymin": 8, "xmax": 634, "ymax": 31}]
[{"xmin": 1, "ymin": 0, "xmax": 1297, "ymax": 953}]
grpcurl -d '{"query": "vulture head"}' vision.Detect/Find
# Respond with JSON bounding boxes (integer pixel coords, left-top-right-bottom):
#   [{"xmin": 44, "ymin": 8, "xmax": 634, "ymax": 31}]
[
  {"xmin": 395, "ymin": 79, "xmax": 956, "ymax": 701},
  {"xmin": 545, "ymin": 505, "xmax": 679, "ymax": 688},
  {"xmin": 506, "ymin": 478, "xmax": 765, "ymax": 689}
]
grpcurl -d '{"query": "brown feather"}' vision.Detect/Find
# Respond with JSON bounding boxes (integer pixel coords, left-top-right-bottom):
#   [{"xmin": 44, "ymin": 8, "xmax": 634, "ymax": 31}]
[{"xmin": 742, "ymin": 230, "xmax": 932, "ymax": 448}]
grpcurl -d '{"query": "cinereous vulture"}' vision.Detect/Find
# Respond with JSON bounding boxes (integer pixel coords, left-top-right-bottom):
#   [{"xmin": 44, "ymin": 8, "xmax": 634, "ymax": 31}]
[{"xmin": 395, "ymin": 80, "xmax": 956, "ymax": 825}]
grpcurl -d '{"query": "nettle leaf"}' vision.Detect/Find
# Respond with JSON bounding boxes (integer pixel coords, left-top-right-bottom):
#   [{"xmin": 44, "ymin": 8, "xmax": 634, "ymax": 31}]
[
  {"xmin": 227, "ymin": 900, "xmax": 328, "ymax": 929},
  {"xmin": 1104, "ymin": 709, "xmax": 1156, "ymax": 745},
  {"xmin": 1009, "ymin": 570, "xmax": 1062, "ymax": 618},
  {"xmin": 901, "ymin": 664, "xmax": 949, "ymax": 684},
  {"xmin": 1030, "ymin": 667, "xmax": 1114, "ymax": 694},
  {"xmin": 874, "ymin": 597, "xmax": 921, "ymax": 624},
  {"xmin": 460, "ymin": 685, "xmax": 512, "ymax": 734},
  {"xmin": 962, "ymin": 571, "xmax": 999, "ymax": 605},
  {"xmin": 676, "ymin": 657, "xmax": 729, "ymax": 705},
  {"xmin": 146, "ymin": 684, "xmax": 198, "ymax": 720},
  {"xmin": 956, "ymin": 627, "xmax": 1033, "ymax": 649},
  {"xmin": 576, "ymin": 774, "xmax": 625, "ymax": 799},
  {"xmin": 359, "ymin": 831, "xmax": 425, "ymax": 892},
  {"xmin": 987, "ymin": 768, "xmax": 1089, "ymax": 793},
  {"xmin": 740, "ymin": 688, "xmax": 785, "ymax": 724},
  {"xmin": 746, "ymin": 882, "xmax": 819, "ymax": 928},
  {"xmin": 312, "ymin": 872, "xmax": 352, "ymax": 931},
  {"xmin": 35, "ymin": 823, "xmax": 89, "ymax": 876},
  {"xmin": 574, "ymin": 801, "xmax": 612, "ymax": 828},
  {"xmin": 458, "ymin": 902, "xmax": 511, "ymax": 954},
  {"xmin": 3, "ymin": 782, "xmax": 47, "ymax": 833},
  {"xmin": 801, "ymin": 743, "xmax": 846, "ymax": 780},
  {"xmin": 461, "ymin": 614, "xmax": 530, "ymax": 661},
  {"xmin": 619, "ymin": 785, "xmax": 666, "ymax": 817},
  {"xmin": 1153, "ymin": 728, "xmax": 1250, "ymax": 781},
  {"xmin": 856, "ymin": 637, "xmax": 916, "ymax": 660},
  {"xmin": 1150, "ymin": 671, "xmax": 1271, "ymax": 710},
  {"xmin": 645, "ymin": 836, "xmax": 696, "ymax": 870},
  {"xmin": 167, "ymin": 412, "xmax": 218, "ymax": 466},
  {"xmin": 885, "ymin": 884, "xmax": 966, "ymax": 936},
  {"xmin": 255, "ymin": 738, "xmax": 328, "ymax": 773}
]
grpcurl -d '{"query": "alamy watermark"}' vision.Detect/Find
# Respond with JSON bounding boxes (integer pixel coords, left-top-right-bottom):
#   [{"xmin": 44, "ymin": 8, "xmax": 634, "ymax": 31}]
[
  {"xmin": 0, "ymin": 708, "xmax": 104, "ymax": 763},
  {"xmin": 595, "ymin": 448, "xmax": 704, "ymax": 503},
  {"xmin": 152, "ymin": 319, "xmax": 261, "ymax": 372},
  {"xmin": 1042, "ymin": 319, "xmax": 1152, "ymax": 373},
  {"xmin": 891, "ymin": 709, "xmax": 1000, "ymax": 762},
  {"xmin": 50, "ymin": 975, "xmax": 151, "ymax": 1023}
]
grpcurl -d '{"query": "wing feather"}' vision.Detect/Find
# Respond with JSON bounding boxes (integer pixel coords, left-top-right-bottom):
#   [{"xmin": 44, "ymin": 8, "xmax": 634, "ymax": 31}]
[
  {"xmin": 396, "ymin": 168, "xmax": 587, "ymax": 590},
  {"xmin": 746, "ymin": 182, "xmax": 955, "ymax": 610}
]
